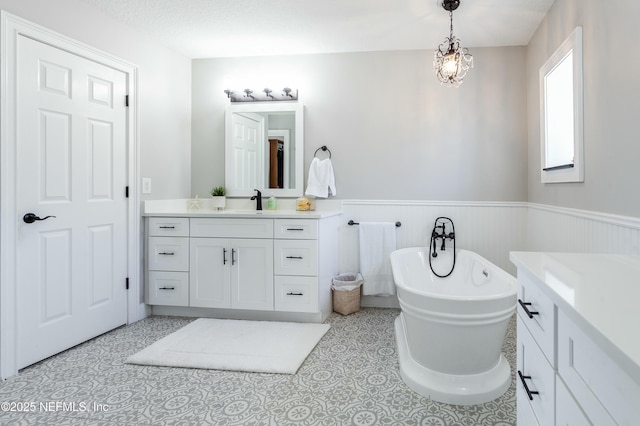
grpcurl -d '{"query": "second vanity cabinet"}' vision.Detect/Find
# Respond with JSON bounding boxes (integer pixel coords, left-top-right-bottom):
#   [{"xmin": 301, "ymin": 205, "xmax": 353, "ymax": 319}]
[
  {"xmin": 145, "ymin": 212, "xmax": 341, "ymax": 322},
  {"xmin": 511, "ymin": 252, "xmax": 640, "ymax": 426}
]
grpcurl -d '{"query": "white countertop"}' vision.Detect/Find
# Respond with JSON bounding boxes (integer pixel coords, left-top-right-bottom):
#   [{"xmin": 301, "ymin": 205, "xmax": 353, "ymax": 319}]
[
  {"xmin": 143, "ymin": 199, "xmax": 342, "ymax": 219},
  {"xmin": 510, "ymin": 251, "xmax": 640, "ymax": 384}
]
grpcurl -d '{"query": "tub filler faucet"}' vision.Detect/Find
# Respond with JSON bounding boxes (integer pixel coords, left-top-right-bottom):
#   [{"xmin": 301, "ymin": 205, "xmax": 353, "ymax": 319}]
[
  {"xmin": 431, "ymin": 219, "xmax": 455, "ymax": 256},
  {"xmin": 429, "ymin": 217, "xmax": 456, "ymax": 278}
]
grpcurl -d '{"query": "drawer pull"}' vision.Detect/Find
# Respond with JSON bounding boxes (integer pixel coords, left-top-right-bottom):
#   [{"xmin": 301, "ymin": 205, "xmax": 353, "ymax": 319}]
[
  {"xmin": 158, "ymin": 226, "xmax": 176, "ymax": 229},
  {"xmin": 158, "ymin": 252, "xmax": 175, "ymax": 256},
  {"xmin": 286, "ymin": 228, "xmax": 304, "ymax": 231},
  {"xmin": 518, "ymin": 299, "xmax": 539, "ymax": 319},
  {"xmin": 223, "ymin": 248, "xmax": 227, "ymax": 265},
  {"xmin": 517, "ymin": 370, "xmax": 540, "ymax": 400},
  {"xmin": 159, "ymin": 286, "xmax": 175, "ymax": 290},
  {"xmin": 286, "ymin": 292, "xmax": 304, "ymax": 296},
  {"xmin": 286, "ymin": 256, "xmax": 304, "ymax": 259}
]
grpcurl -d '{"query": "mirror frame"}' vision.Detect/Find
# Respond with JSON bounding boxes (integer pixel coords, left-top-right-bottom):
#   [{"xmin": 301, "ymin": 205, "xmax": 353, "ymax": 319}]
[{"xmin": 225, "ymin": 102, "xmax": 304, "ymax": 197}]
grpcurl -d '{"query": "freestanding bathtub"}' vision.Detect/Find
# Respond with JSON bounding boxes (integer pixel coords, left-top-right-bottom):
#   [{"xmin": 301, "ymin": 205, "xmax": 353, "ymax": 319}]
[{"xmin": 390, "ymin": 247, "xmax": 517, "ymax": 405}]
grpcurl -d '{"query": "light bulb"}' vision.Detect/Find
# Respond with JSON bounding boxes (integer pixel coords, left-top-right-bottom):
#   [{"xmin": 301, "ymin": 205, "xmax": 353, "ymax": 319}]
[{"xmin": 442, "ymin": 52, "xmax": 458, "ymax": 77}]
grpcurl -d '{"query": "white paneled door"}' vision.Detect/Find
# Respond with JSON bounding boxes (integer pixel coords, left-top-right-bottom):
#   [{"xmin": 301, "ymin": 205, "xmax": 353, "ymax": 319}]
[{"xmin": 15, "ymin": 35, "xmax": 128, "ymax": 369}]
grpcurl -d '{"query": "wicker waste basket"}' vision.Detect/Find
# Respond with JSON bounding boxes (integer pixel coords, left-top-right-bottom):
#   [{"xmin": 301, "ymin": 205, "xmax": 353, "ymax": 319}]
[{"xmin": 331, "ymin": 273, "xmax": 364, "ymax": 315}]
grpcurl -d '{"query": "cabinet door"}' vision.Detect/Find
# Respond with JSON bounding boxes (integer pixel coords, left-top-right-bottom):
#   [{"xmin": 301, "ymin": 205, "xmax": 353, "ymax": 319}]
[
  {"xmin": 231, "ymin": 239, "xmax": 274, "ymax": 310},
  {"xmin": 556, "ymin": 375, "xmax": 591, "ymax": 426},
  {"xmin": 190, "ymin": 238, "xmax": 230, "ymax": 308}
]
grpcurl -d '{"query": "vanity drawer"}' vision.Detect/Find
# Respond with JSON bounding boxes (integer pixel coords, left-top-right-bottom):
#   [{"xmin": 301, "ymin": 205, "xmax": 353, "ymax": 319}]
[
  {"xmin": 148, "ymin": 217, "xmax": 189, "ymax": 237},
  {"xmin": 147, "ymin": 271, "xmax": 189, "ymax": 306},
  {"xmin": 274, "ymin": 219, "xmax": 318, "ymax": 240},
  {"xmin": 274, "ymin": 240, "xmax": 318, "ymax": 276},
  {"xmin": 517, "ymin": 319, "xmax": 555, "ymax": 426},
  {"xmin": 148, "ymin": 237, "xmax": 189, "ymax": 271},
  {"xmin": 557, "ymin": 311, "xmax": 636, "ymax": 425},
  {"xmin": 275, "ymin": 276, "xmax": 318, "ymax": 313},
  {"xmin": 190, "ymin": 218, "xmax": 273, "ymax": 239},
  {"xmin": 517, "ymin": 271, "xmax": 556, "ymax": 367}
]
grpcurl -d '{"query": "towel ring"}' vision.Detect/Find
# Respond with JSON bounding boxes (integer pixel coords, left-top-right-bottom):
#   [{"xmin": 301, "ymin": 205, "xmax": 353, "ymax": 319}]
[{"xmin": 314, "ymin": 145, "xmax": 332, "ymax": 159}]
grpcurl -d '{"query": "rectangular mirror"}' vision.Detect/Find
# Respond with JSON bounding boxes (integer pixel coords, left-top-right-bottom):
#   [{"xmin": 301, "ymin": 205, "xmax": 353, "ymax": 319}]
[{"xmin": 225, "ymin": 102, "xmax": 304, "ymax": 197}]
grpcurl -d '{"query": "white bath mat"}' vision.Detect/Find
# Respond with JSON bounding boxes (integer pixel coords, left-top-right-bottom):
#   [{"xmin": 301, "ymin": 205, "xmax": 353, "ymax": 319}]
[{"xmin": 126, "ymin": 318, "xmax": 330, "ymax": 374}]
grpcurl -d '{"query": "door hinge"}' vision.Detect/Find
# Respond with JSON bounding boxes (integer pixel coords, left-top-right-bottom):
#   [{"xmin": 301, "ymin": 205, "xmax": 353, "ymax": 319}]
[
  {"xmin": 126, "ymin": 277, "xmax": 129, "ymax": 290},
  {"xmin": 125, "ymin": 186, "xmax": 129, "ymax": 198},
  {"xmin": 125, "ymin": 95, "xmax": 129, "ymax": 107}
]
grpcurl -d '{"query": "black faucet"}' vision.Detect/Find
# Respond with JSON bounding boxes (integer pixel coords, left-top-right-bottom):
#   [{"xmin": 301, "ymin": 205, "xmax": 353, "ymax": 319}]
[
  {"xmin": 251, "ymin": 189, "xmax": 262, "ymax": 210},
  {"xmin": 430, "ymin": 219, "xmax": 455, "ymax": 257}
]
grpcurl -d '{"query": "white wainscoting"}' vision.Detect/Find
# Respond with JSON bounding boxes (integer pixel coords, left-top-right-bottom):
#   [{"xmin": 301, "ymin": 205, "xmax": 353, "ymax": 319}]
[
  {"xmin": 337, "ymin": 200, "xmax": 640, "ymax": 308},
  {"xmin": 527, "ymin": 203, "xmax": 640, "ymax": 255}
]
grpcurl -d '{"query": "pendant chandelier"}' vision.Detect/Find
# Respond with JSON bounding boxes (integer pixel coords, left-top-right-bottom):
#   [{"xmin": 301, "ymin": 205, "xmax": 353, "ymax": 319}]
[{"xmin": 433, "ymin": 0, "xmax": 473, "ymax": 87}]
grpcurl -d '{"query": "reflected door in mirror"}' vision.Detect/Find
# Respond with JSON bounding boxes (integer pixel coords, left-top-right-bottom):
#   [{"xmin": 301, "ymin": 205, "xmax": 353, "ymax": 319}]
[{"xmin": 229, "ymin": 112, "xmax": 264, "ymax": 191}]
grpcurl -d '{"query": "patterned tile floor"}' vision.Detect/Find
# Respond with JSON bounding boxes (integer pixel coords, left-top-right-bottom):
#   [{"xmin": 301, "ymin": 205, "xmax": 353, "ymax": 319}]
[{"xmin": 0, "ymin": 308, "xmax": 516, "ymax": 425}]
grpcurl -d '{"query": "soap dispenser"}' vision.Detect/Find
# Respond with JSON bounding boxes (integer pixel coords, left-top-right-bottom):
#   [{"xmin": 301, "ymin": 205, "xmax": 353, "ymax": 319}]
[{"xmin": 267, "ymin": 196, "xmax": 277, "ymax": 210}]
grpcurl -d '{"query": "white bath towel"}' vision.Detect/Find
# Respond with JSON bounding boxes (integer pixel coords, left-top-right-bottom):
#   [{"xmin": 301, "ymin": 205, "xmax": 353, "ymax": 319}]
[
  {"xmin": 358, "ymin": 222, "xmax": 397, "ymax": 296},
  {"xmin": 305, "ymin": 157, "xmax": 336, "ymax": 198}
]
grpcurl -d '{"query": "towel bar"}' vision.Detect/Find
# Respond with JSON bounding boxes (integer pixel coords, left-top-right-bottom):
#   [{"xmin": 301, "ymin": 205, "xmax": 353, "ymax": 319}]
[{"xmin": 348, "ymin": 220, "xmax": 401, "ymax": 227}]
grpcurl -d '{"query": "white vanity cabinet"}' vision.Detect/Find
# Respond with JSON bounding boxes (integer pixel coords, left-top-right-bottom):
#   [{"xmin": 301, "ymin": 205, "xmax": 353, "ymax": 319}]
[
  {"xmin": 144, "ymin": 209, "xmax": 341, "ymax": 322},
  {"xmin": 189, "ymin": 218, "xmax": 274, "ymax": 310},
  {"xmin": 510, "ymin": 252, "xmax": 640, "ymax": 426}
]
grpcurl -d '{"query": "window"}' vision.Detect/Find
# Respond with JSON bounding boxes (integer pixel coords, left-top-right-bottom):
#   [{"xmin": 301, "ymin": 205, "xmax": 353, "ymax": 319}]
[{"xmin": 540, "ymin": 27, "xmax": 584, "ymax": 183}]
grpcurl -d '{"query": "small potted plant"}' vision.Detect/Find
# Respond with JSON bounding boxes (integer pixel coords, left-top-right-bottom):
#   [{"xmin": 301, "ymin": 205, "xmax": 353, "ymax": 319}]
[{"xmin": 210, "ymin": 186, "xmax": 226, "ymax": 210}]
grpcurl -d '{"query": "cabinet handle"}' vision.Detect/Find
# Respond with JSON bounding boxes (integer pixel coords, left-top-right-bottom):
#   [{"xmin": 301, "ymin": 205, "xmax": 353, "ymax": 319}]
[
  {"xmin": 223, "ymin": 248, "xmax": 227, "ymax": 265},
  {"xmin": 286, "ymin": 292, "xmax": 304, "ymax": 296},
  {"xmin": 159, "ymin": 286, "xmax": 175, "ymax": 290},
  {"xmin": 286, "ymin": 228, "xmax": 304, "ymax": 231},
  {"xmin": 158, "ymin": 252, "xmax": 175, "ymax": 256},
  {"xmin": 518, "ymin": 299, "xmax": 539, "ymax": 319},
  {"xmin": 158, "ymin": 226, "xmax": 176, "ymax": 229},
  {"xmin": 286, "ymin": 256, "xmax": 303, "ymax": 259},
  {"xmin": 517, "ymin": 370, "xmax": 540, "ymax": 400},
  {"xmin": 232, "ymin": 248, "xmax": 236, "ymax": 265}
]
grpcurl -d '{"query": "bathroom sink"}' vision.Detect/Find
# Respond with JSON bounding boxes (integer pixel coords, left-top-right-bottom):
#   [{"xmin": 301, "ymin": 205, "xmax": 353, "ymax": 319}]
[{"xmin": 209, "ymin": 209, "xmax": 284, "ymax": 215}]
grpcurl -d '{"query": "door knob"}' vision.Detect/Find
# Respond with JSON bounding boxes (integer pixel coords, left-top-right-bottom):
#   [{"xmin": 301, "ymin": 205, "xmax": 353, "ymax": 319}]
[{"xmin": 23, "ymin": 213, "xmax": 56, "ymax": 224}]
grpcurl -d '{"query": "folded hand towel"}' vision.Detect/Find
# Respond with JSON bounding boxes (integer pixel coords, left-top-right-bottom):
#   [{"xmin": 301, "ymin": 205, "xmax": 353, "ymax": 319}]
[
  {"xmin": 305, "ymin": 157, "xmax": 336, "ymax": 198},
  {"xmin": 358, "ymin": 222, "xmax": 397, "ymax": 296}
]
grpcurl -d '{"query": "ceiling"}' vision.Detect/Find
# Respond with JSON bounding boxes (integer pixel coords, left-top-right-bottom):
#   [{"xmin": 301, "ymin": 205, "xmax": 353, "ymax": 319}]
[{"xmin": 78, "ymin": 0, "xmax": 556, "ymax": 59}]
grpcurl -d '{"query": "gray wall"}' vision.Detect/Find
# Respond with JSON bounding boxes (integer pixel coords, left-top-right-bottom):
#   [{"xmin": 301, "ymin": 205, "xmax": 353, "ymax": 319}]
[
  {"xmin": 192, "ymin": 47, "xmax": 528, "ymax": 201},
  {"xmin": 526, "ymin": 0, "xmax": 640, "ymax": 217},
  {"xmin": 1, "ymin": 0, "xmax": 192, "ymax": 201}
]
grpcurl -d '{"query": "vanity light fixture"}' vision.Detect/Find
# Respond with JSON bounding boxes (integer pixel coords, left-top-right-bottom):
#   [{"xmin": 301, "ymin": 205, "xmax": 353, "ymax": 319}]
[
  {"xmin": 224, "ymin": 88, "xmax": 298, "ymax": 102},
  {"xmin": 433, "ymin": 0, "xmax": 473, "ymax": 87}
]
